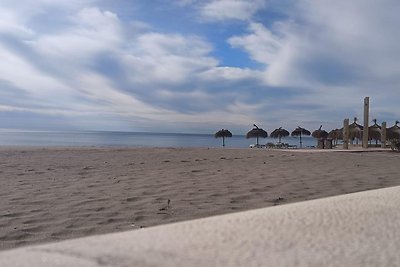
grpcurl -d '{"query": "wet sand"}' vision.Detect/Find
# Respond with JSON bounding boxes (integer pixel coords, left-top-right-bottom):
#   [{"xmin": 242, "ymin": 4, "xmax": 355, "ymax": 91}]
[{"xmin": 1, "ymin": 147, "xmax": 399, "ymax": 250}]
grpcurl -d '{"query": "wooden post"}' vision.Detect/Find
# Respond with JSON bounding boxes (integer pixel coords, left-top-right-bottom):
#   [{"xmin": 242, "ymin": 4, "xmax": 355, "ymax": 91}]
[
  {"xmin": 362, "ymin": 97, "xmax": 369, "ymax": 148},
  {"xmin": 343, "ymin": 118, "xmax": 349, "ymax": 149},
  {"xmin": 381, "ymin": 122, "xmax": 387, "ymax": 148}
]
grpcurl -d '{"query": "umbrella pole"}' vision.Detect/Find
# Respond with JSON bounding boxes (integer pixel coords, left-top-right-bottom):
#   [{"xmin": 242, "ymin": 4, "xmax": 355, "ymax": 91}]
[
  {"xmin": 299, "ymin": 133, "xmax": 302, "ymax": 148},
  {"xmin": 222, "ymin": 136, "xmax": 225, "ymax": 147},
  {"xmin": 256, "ymin": 136, "xmax": 259, "ymax": 146},
  {"xmin": 279, "ymin": 136, "xmax": 281, "ymax": 144}
]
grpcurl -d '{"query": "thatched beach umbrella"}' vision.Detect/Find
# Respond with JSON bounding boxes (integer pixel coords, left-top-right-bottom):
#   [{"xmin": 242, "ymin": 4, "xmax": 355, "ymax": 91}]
[
  {"xmin": 312, "ymin": 125, "xmax": 329, "ymax": 139},
  {"xmin": 246, "ymin": 124, "xmax": 268, "ymax": 147},
  {"xmin": 214, "ymin": 129, "xmax": 232, "ymax": 147},
  {"xmin": 349, "ymin": 117, "xmax": 363, "ymax": 143},
  {"xmin": 368, "ymin": 119, "xmax": 381, "ymax": 145},
  {"xmin": 328, "ymin": 128, "xmax": 343, "ymax": 146},
  {"xmin": 270, "ymin": 127, "xmax": 289, "ymax": 144},
  {"xmin": 328, "ymin": 128, "xmax": 343, "ymax": 140},
  {"xmin": 387, "ymin": 120, "xmax": 400, "ymax": 140},
  {"xmin": 291, "ymin": 126, "xmax": 311, "ymax": 148}
]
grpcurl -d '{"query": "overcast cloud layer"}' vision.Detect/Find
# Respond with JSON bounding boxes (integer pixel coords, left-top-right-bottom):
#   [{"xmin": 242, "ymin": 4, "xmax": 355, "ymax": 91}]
[{"xmin": 0, "ymin": 0, "xmax": 399, "ymax": 133}]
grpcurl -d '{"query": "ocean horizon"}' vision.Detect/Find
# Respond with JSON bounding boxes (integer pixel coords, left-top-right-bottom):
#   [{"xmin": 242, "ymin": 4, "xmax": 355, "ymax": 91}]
[{"xmin": 0, "ymin": 130, "xmax": 317, "ymax": 148}]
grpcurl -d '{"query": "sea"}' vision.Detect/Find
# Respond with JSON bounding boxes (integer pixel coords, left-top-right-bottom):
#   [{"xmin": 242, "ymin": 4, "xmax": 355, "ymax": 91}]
[{"xmin": 0, "ymin": 131, "xmax": 317, "ymax": 148}]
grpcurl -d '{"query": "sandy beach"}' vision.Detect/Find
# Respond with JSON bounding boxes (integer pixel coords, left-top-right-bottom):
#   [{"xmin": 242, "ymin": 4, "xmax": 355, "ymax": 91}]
[{"xmin": 1, "ymin": 147, "xmax": 399, "ymax": 251}]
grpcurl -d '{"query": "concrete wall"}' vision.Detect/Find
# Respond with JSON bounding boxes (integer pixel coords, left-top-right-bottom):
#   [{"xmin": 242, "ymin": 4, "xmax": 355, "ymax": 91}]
[{"xmin": 1, "ymin": 186, "xmax": 400, "ymax": 266}]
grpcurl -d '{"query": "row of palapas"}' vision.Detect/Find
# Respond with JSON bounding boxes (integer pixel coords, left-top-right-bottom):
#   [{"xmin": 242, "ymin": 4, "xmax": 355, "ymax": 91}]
[{"xmin": 214, "ymin": 118, "xmax": 400, "ymax": 147}]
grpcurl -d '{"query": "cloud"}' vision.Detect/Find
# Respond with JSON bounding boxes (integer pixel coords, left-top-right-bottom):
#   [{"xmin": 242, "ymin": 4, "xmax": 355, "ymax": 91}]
[
  {"xmin": 123, "ymin": 32, "xmax": 217, "ymax": 85},
  {"xmin": 0, "ymin": 9, "xmax": 34, "ymax": 37},
  {"xmin": 228, "ymin": 22, "xmax": 282, "ymax": 65},
  {"xmin": 225, "ymin": 0, "xmax": 400, "ymax": 128},
  {"xmin": 1, "ymin": 0, "xmax": 400, "ymax": 133},
  {"xmin": 173, "ymin": 0, "xmax": 199, "ymax": 6},
  {"xmin": 0, "ymin": 1, "xmax": 265, "ymax": 132},
  {"xmin": 230, "ymin": 0, "xmax": 400, "ymax": 87},
  {"xmin": 199, "ymin": 66, "xmax": 263, "ymax": 81},
  {"xmin": 32, "ymin": 7, "xmax": 122, "ymax": 65},
  {"xmin": 174, "ymin": 0, "xmax": 266, "ymax": 21},
  {"xmin": 199, "ymin": 0, "xmax": 266, "ymax": 21}
]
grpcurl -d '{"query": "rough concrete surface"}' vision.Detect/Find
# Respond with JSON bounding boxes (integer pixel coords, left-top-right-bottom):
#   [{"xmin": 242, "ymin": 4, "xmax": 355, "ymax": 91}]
[{"xmin": 1, "ymin": 186, "xmax": 400, "ymax": 266}]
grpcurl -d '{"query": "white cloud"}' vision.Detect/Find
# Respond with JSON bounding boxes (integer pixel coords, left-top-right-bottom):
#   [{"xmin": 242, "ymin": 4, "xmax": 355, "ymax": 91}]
[
  {"xmin": 228, "ymin": 0, "xmax": 400, "ymax": 103},
  {"xmin": 2, "ymin": 0, "xmax": 400, "ymax": 133},
  {"xmin": 173, "ymin": 0, "xmax": 199, "ymax": 6},
  {"xmin": 0, "ymin": 2, "xmax": 264, "ymax": 131},
  {"xmin": 199, "ymin": 66, "xmax": 263, "ymax": 81},
  {"xmin": 32, "ymin": 8, "xmax": 122, "ymax": 64},
  {"xmin": 134, "ymin": 33, "xmax": 212, "ymax": 57},
  {"xmin": 199, "ymin": 0, "xmax": 266, "ymax": 21},
  {"xmin": 0, "ymin": 44, "xmax": 77, "ymax": 107},
  {"xmin": 218, "ymin": 0, "xmax": 400, "ymax": 130},
  {"xmin": 123, "ymin": 33, "xmax": 218, "ymax": 84},
  {"xmin": 228, "ymin": 22, "xmax": 282, "ymax": 64},
  {"xmin": 76, "ymin": 73, "xmax": 173, "ymax": 117},
  {"xmin": 0, "ymin": 0, "xmax": 96, "ymax": 29},
  {"xmin": 227, "ymin": 21, "xmax": 310, "ymax": 87},
  {"xmin": 301, "ymin": 0, "xmax": 400, "ymax": 81},
  {"xmin": 0, "ymin": 8, "xmax": 34, "ymax": 37}
]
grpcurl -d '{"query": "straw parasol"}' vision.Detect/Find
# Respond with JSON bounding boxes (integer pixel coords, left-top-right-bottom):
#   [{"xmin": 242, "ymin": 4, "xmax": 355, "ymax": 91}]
[
  {"xmin": 349, "ymin": 117, "xmax": 363, "ymax": 143},
  {"xmin": 328, "ymin": 128, "xmax": 343, "ymax": 146},
  {"xmin": 246, "ymin": 124, "xmax": 268, "ymax": 147},
  {"xmin": 291, "ymin": 126, "xmax": 311, "ymax": 148},
  {"xmin": 387, "ymin": 120, "xmax": 400, "ymax": 140},
  {"xmin": 270, "ymin": 127, "xmax": 289, "ymax": 144},
  {"xmin": 368, "ymin": 119, "xmax": 381, "ymax": 145},
  {"xmin": 312, "ymin": 125, "xmax": 329, "ymax": 139},
  {"xmin": 214, "ymin": 129, "xmax": 232, "ymax": 147}
]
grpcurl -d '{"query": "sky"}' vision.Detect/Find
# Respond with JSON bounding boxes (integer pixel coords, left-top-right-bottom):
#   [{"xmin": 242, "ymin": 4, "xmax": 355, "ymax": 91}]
[{"xmin": 0, "ymin": 0, "xmax": 400, "ymax": 134}]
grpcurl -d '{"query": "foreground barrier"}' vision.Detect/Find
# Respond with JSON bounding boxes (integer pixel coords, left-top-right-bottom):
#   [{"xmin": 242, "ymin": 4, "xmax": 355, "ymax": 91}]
[{"xmin": 1, "ymin": 186, "xmax": 400, "ymax": 266}]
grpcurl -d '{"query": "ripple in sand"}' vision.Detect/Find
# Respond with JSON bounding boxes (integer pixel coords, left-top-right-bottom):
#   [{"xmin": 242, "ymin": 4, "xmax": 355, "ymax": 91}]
[
  {"xmin": 126, "ymin": 196, "xmax": 140, "ymax": 202},
  {"xmin": 94, "ymin": 207, "xmax": 106, "ymax": 212},
  {"xmin": 19, "ymin": 225, "xmax": 46, "ymax": 233},
  {"xmin": 2, "ymin": 212, "xmax": 24, "ymax": 218},
  {"xmin": 133, "ymin": 215, "xmax": 145, "ymax": 221}
]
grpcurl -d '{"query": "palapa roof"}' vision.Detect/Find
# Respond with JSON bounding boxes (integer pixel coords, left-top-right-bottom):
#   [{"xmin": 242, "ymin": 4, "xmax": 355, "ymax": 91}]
[
  {"xmin": 214, "ymin": 129, "xmax": 232, "ymax": 138},
  {"xmin": 246, "ymin": 124, "xmax": 268, "ymax": 139},
  {"xmin": 291, "ymin": 126, "xmax": 311, "ymax": 137}
]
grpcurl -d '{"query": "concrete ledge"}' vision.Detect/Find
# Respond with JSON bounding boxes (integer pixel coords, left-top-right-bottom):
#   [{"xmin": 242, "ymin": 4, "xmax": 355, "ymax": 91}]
[{"xmin": 1, "ymin": 186, "xmax": 400, "ymax": 266}]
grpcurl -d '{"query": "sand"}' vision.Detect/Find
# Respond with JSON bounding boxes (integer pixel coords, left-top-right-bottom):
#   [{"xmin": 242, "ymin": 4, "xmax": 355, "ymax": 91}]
[{"xmin": 1, "ymin": 147, "xmax": 399, "ymax": 251}]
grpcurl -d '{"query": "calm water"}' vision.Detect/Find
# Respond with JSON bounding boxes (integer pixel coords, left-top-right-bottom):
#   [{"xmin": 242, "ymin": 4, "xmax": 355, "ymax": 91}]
[{"xmin": 0, "ymin": 131, "xmax": 317, "ymax": 148}]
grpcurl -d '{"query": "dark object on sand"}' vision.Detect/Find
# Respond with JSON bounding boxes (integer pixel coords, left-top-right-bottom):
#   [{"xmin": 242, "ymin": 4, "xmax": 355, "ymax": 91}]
[
  {"xmin": 214, "ymin": 129, "xmax": 233, "ymax": 147},
  {"xmin": 159, "ymin": 199, "xmax": 171, "ymax": 211},
  {"xmin": 273, "ymin": 197, "xmax": 285, "ymax": 205},
  {"xmin": 291, "ymin": 126, "xmax": 311, "ymax": 148},
  {"xmin": 246, "ymin": 124, "xmax": 268, "ymax": 147}
]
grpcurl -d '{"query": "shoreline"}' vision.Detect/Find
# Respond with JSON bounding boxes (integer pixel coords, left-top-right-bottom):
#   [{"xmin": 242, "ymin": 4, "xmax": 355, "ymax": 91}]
[{"xmin": 1, "ymin": 147, "xmax": 399, "ymax": 250}]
